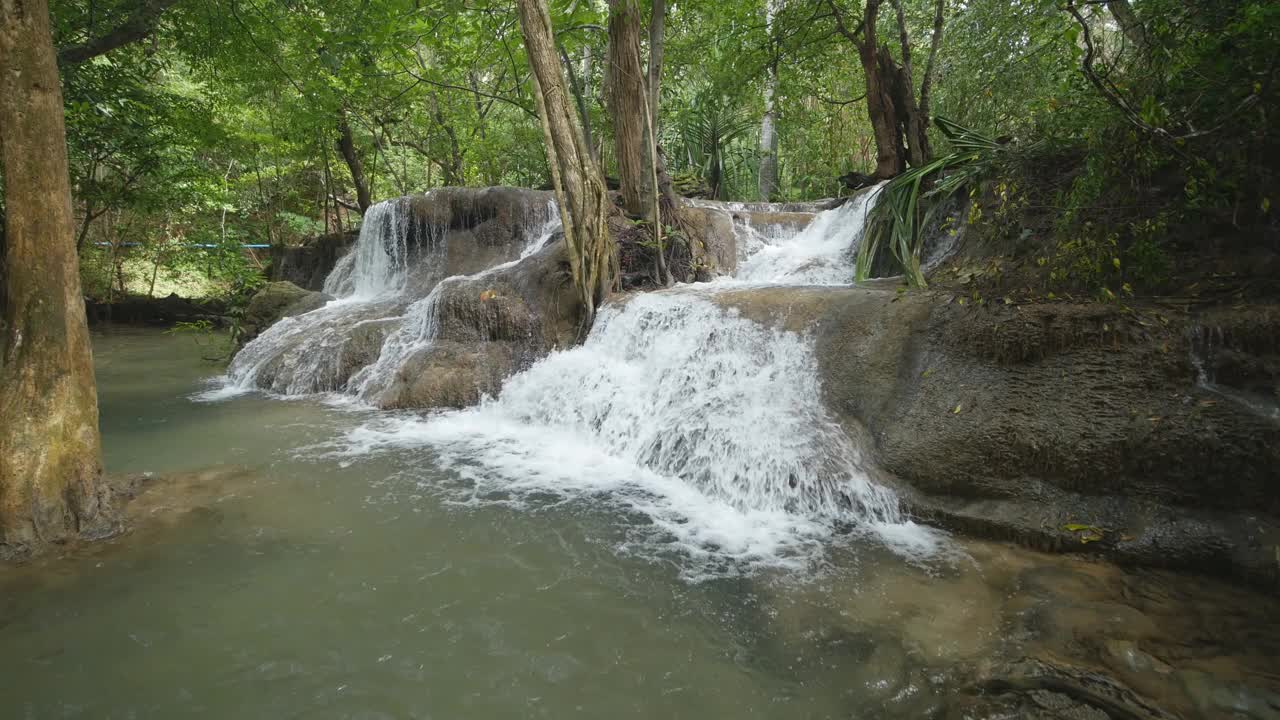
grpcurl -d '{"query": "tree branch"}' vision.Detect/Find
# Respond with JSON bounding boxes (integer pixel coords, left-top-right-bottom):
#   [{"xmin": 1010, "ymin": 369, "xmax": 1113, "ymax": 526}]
[
  {"xmin": 824, "ymin": 0, "xmax": 866, "ymax": 44},
  {"xmin": 58, "ymin": 0, "xmax": 180, "ymax": 65}
]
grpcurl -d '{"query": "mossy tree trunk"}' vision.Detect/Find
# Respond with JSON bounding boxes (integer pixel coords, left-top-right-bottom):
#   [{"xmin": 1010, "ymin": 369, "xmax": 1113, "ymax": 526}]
[
  {"xmin": 605, "ymin": 0, "xmax": 654, "ymax": 219},
  {"xmin": 517, "ymin": 0, "xmax": 613, "ymax": 326},
  {"xmin": 0, "ymin": 0, "xmax": 113, "ymax": 554}
]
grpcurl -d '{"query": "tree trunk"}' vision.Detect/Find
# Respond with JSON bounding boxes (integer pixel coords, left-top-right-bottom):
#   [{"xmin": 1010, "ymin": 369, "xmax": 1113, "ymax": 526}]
[
  {"xmin": 429, "ymin": 93, "xmax": 465, "ymax": 185},
  {"xmin": 646, "ymin": 0, "xmax": 665, "ymax": 133},
  {"xmin": 889, "ymin": 0, "xmax": 929, "ymax": 168},
  {"xmin": 336, "ymin": 111, "xmax": 372, "ymax": 212},
  {"xmin": 1107, "ymin": 0, "xmax": 1145, "ymax": 51},
  {"xmin": 758, "ymin": 0, "xmax": 782, "ymax": 200},
  {"xmin": 559, "ymin": 44, "xmax": 596, "ymax": 166},
  {"xmin": 517, "ymin": 0, "xmax": 612, "ymax": 325},
  {"xmin": 0, "ymin": 0, "xmax": 113, "ymax": 553},
  {"xmin": 836, "ymin": 0, "xmax": 944, "ymax": 177},
  {"xmin": 605, "ymin": 0, "xmax": 654, "ymax": 219}
]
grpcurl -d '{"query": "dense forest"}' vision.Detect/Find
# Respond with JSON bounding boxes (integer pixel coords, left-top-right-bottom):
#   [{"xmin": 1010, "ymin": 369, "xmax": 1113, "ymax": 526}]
[{"xmin": 3, "ymin": 0, "xmax": 1274, "ymax": 307}]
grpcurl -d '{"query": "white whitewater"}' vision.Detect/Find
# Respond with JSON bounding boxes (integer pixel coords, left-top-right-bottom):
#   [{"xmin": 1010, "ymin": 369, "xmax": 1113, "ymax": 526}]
[
  {"xmin": 332, "ymin": 186, "xmax": 945, "ymax": 575},
  {"xmin": 203, "ymin": 196, "xmax": 556, "ymax": 401},
  {"xmin": 348, "ymin": 206, "xmax": 559, "ymax": 404},
  {"xmin": 735, "ymin": 185, "xmax": 881, "ymax": 285},
  {"xmin": 206, "ymin": 200, "xmax": 419, "ymax": 399}
]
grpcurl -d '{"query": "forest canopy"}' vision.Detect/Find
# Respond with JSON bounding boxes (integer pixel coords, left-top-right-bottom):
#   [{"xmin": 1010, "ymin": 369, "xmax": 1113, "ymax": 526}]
[{"xmin": 1, "ymin": 0, "xmax": 1275, "ymax": 305}]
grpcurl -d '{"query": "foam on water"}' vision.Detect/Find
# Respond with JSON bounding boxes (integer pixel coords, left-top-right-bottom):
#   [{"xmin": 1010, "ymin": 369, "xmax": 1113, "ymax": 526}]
[{"xmin": 331, "ymin": 292, "xmax": 945, "ymax": 576}]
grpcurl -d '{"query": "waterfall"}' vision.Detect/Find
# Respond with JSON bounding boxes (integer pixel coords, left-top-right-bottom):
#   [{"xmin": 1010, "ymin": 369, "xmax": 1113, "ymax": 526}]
[
  {"xmin": 734, "ymin": 185, "xmax": 881, "ymax": 285},
  {"xmin": 1189, "ymin": 323, "xmax": 1280, "ymax": 421},
  {"xmin": 321, "ymin": 199, "xmax": 417, "ymax": 300},
  {"xmin": 333, "ymin": 188, "xmax": 945, "ymax": 575},
  {"xmin": 348, "ymin": 206, "xmax": 560, "ymax": 404},
  {"xmin": 202, "ymin": 195, "xmax": 556, "ymax": 400}
]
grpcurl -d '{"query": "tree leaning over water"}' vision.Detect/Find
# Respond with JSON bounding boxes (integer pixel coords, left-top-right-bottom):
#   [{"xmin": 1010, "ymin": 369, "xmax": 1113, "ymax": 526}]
[{"xmin": 0, "ymin": 0, "xmax": 114, "ymax": 553}]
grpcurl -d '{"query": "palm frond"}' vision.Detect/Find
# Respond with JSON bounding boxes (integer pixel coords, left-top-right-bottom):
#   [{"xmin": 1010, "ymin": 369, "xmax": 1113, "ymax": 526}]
[{"xmin": 856, "ymin": 118, "xmax": 1002, "ymax": 287}]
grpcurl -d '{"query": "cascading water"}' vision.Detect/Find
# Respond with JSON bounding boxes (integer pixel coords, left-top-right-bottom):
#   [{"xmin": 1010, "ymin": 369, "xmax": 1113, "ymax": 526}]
[
  {"xmin": 205, "ymin": 200, "xmax": 421, "ymax": 399},
  {"xmin": 348, "ymin": 207, "xmax": 560, "ymax": 404},
  {"xmin": 734, "ymin": 185, "xmax": 882, "ymax": 285},
  {"xmin": 203, "ymin": 194, "xmax": 557, "ymax": 401},
  {"xmin": 332, "ymin": 186, "xmax": 944, "ymax": 575}
]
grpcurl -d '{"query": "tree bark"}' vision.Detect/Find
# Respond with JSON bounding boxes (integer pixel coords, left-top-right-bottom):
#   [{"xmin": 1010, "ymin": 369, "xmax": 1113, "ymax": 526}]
[
  {"xmin": 829, "ymin": 0, "xmax": 944, "ymax": 177},
  {"xmin": 858, "ymin": 1, "xmax": 905, "ymax": 177},
  {"xmin": 517, "ymin": 0, "xmax": 612, "ymax": 325},
  {"xmin": 558, "ymin": 44, "xmax": 596, "ymax": 165},
  {"xmin": 336, "ymin": 111, "xmax": 372, "ymax": 212},
  {"xmin": 605, "ymin": 0, "xmax": 653, "ymax": 219},
  {"xmin": 1106, "ymin": 0, "xmax": 1145, "ymax": 51},
  {"xmin": 646, "ymin": 0, "xmax": 665, "ymax": 133},
  {"xmin": 889, "ymin": 0, "xmax": 929, "ymax": 167},
  {"xmin": 429, "ymin": 93, "xmax": 465, "ymax": 185},
  {"xmin": 918, "ymin": 0, "xmax": 944, "ymax": 124},
  {"xmin": 1, "ymin": 0, "xmax": 113, "ymax": 553},
  {"xmin": 758, "ymin": 0, "xmax": 782, "ymax": 200}
]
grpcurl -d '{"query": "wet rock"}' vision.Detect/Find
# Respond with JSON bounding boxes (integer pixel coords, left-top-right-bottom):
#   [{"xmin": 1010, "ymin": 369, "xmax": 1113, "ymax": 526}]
[
  {"xmin": 271, "ymin": 188, "xmax": 558, "ymax": 291},
  {"xmin": 1177, "ymin": 669, "xmax": 1280, "ymax": 720},
  {"xmin": 271, "ymin": 229, "xmax": 357, "ymax": 290},
  {"xmin": 240, "ymin": 281, "xmax": 330, "ymax": 344},
  {"xmin": 713, "ymin": 285, "xmax": 1280, "ymax": 586},
  {"xmin": 953, "ymin": 657, "xmax": 1181, "ymax": 720},
  {"xmin": 373, "ymin": 238, "xmax": 583, "ymax": 410},
  {"xmin": 679, "ymin": 206, "xmax": 737, "ymax": 275}
]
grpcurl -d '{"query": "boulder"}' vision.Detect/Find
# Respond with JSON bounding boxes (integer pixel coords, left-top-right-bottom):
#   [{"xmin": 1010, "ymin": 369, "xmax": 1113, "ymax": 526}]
[
  {"xmin": 271, "ymin": 229, "xmax": 357, "ymax": 291},
  {"xmin": 715, "ymin": 286, "xmax": 1280, "ymax": 586},
  {"xmin": 372, "ymin": 236, "xmax": 583, "ymax": 409},
  {"xmin": 240, "ymin": 281, "xmax": 330, "ymax": 344}
]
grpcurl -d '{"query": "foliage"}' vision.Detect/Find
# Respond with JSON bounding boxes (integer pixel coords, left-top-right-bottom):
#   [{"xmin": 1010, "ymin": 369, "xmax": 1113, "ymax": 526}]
[
  {"xmin": 857, "ymin": 118, "xmax": 1007, "ymax": 287},
  {"xmin": 14, "ymin": 0, "xmax": 1275, "ymax": 307}
]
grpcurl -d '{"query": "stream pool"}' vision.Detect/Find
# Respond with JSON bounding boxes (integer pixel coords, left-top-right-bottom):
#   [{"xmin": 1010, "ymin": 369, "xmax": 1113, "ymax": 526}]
[{"xmin": 1, "ymin": 328, "xmax": 1277, "ymax": 719}]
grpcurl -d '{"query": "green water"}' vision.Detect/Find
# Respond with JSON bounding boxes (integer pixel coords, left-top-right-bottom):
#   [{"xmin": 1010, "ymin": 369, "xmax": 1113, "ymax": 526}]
[{"xmin": 1, "ymin": 328, "xmax": 1275, "ymax": 719}]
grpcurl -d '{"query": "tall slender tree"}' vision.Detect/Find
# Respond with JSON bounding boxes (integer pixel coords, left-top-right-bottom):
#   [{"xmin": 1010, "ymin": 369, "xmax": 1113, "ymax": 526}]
[
  {"xmin": 605, "ymin": 0, "xmax": 654, "ymax": 218},
  {"xmin": 1, "ymin": 0, "xmax": 113, "ymax": 553},
  {"xmin": 758, "ymin": 0, "xmax": 783, "ymax": 200}
]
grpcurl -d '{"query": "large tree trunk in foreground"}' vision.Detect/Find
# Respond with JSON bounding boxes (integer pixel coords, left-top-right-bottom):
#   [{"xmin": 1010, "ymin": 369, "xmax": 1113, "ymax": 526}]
[
  {"xmin": 517, "ymin": 0, "xmax": 613, "ymax": 325},
  {"xmin": 336, "ymin": 111, "xmax": 372, "ymax": 212},
  {"xmin": 0, "ymin": 0, "xmax": 113, "ymax": 553},
  {"xmin": 605, "ymin": 0, "xmax": 654, "ymax": 219}
]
